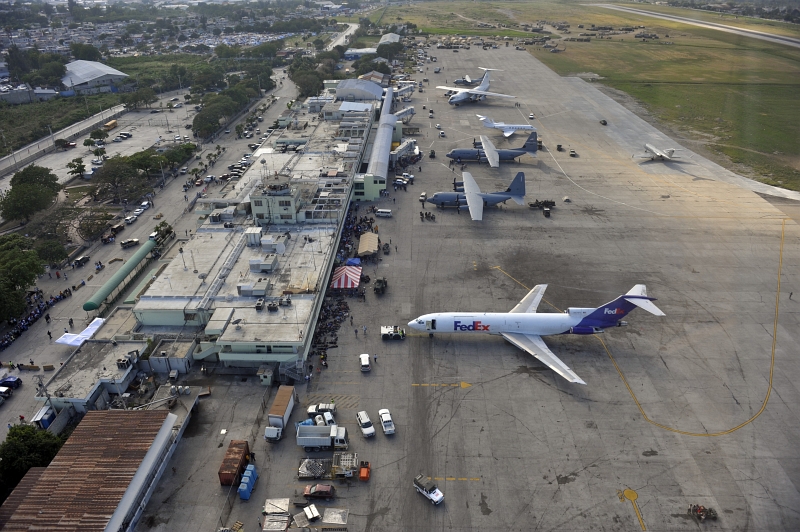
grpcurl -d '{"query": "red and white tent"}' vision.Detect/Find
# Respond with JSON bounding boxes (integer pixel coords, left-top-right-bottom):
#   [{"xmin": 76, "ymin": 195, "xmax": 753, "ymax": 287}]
[{"xmin": 330, "ymin": 266, "xmax": 362, "ymax": 289}]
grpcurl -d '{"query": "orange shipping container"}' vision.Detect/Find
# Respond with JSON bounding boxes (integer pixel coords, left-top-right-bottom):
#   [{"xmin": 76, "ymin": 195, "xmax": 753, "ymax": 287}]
[{"xmin": 218, "ymin": 440, "xmax": 250, "ymax": 486}]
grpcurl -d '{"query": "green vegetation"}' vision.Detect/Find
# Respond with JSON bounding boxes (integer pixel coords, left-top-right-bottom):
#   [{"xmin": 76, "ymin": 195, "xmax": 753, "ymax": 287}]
[
  {"xmin": 0, "ymin": 92, "xmax": 120, "ymax": 153},
  {"xmin": 0, "ymin": 235, "xmax": 46, "ymax": 321},
  {"xmin": 0, "ymin": 166, "xmax": 61, "ymax": 222},
  {"xmin": 0, "ymin": 424, "xmax": 66, "ymax": 505},
  {"xmin": 379, "ymin": 0, "xmax": 800, "ymax": 190}
]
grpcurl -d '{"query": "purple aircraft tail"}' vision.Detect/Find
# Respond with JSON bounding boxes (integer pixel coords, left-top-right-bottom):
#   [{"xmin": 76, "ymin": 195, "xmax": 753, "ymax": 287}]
[{"xmin": 577, "ymin": 285, "xmax": 665, "ymax": 329}]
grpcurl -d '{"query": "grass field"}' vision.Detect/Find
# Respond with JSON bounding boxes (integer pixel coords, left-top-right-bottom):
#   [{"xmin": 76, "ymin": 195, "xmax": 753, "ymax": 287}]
[
  {"xmin": 0, "ymin": 93, "xmax": 121, "ymax": 153},
  {"xmin": 378, "ymin": 0, "xmax": 800, "ymax": 190}
]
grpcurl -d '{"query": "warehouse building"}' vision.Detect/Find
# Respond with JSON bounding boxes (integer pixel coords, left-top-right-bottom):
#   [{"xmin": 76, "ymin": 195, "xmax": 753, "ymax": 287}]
[{"xmin": 62, "ymin": 60, "xmax": 129, "ymax": 94}]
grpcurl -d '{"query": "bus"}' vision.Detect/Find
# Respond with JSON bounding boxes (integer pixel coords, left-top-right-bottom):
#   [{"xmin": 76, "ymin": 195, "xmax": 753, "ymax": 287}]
[{"xmin": 103, "ymin": 119, "xmax": 118, "ymax": 131}]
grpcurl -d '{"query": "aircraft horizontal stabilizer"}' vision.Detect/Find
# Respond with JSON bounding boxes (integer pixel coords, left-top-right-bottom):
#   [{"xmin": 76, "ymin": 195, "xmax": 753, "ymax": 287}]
[
  {"xmin": 502, "ymin": 129, "xmax": 515, "ymax": 137},
  {"xmin": 624, "ymin": 284, "xmax": 665, "ymax": 316},
  {"xmin": 502, "ymin": 332, "xmax": 587, "ymax": 385},
  {"xmin": 509, "ymin": 284, "xmax": 548, "ymax": 314},
  {"xmin": 624, "ymin": 297, "xmax": 665, "ymax": 316}
]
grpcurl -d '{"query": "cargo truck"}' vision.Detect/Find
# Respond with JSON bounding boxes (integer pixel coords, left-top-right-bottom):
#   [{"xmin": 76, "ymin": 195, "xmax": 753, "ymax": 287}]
[
  {"xmin": 264, "ymin": 385, "xmax": 296, "ymax": 442},
  {"xmin": 296, "ymin": 424, "xmax": 348, "ymax": 452}
]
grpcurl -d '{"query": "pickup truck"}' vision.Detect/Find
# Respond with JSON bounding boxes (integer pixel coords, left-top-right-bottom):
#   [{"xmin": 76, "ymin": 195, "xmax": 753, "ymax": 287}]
[
  {"xmin": 378, "ymin": 409, "xmax": 395, "ymax": 435},
  {"xmin": 307, "ymin": 403, "xmax": 337, "ymax": 417},
  {"xmin": 414, "ymin": 474, "xmax": 444, "ymax": 505}
]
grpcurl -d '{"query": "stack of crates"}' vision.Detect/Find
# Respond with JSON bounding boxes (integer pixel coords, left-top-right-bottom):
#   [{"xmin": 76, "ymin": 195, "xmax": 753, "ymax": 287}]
[{"xmin": 238, "ymin": 464, "xmax": 258, "ymax": 500}]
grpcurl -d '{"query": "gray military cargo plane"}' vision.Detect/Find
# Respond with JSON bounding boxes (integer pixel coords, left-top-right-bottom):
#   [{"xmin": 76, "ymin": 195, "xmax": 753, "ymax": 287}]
[
  {"xmin": 446, "ymin": 133, "xmax": 538, "ymax": 167},
  {"xmin": 426, "ymin": 171, "xmax": 526, "ymax": 221}
]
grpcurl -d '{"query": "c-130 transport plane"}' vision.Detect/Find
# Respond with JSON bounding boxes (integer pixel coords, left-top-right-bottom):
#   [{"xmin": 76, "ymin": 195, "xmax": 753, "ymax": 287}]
[{"xmin": 408, "ymin": 284, "xmax": 665, "ymax": 385}]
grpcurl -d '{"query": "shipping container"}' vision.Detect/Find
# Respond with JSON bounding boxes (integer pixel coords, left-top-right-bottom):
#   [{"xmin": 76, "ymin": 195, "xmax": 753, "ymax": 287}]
[{"xmin": 218, "ymin": 440, "xmax": 250, "ymax": 485}]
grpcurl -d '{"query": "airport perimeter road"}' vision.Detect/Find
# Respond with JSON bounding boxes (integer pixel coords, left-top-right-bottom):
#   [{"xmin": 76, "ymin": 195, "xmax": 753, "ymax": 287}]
[
  {"xmin": 594, "ymin": 4, "xmax": 800, "ymax": 49},
  {"xmin": 291, "ymin": 48, "xmax": 797, "ymax": 530}
]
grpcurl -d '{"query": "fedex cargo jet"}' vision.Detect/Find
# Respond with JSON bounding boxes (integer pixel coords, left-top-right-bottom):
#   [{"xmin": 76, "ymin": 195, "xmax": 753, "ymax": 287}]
[{"xmin": 408, "ymin": 284, "xmax": 665, "ymax": 385}]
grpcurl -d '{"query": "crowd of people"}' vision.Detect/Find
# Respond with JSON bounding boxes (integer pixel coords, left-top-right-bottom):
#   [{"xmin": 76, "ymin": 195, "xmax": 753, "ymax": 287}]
[{"xmin": 1, "ymin": 287, "xmax": 72, "ymax": 353}]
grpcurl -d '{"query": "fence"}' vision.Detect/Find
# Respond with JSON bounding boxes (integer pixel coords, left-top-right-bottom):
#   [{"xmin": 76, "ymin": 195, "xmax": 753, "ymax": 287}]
[{"xmin": 0, "ymin": 104, "xmax": 126, "ymax": 178}]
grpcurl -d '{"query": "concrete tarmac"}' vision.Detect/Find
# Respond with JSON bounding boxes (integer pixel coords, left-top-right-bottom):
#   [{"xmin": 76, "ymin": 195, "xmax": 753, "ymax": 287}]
[{"xmin": 64, "ymin": 48, "xmax": 800, "ymax": 531}]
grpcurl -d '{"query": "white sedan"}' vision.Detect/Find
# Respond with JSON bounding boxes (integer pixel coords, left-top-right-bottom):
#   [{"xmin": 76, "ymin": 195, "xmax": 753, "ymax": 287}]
[{"xmin": 132, "ymin": 208, "xmax": 145, "ymax": 217}]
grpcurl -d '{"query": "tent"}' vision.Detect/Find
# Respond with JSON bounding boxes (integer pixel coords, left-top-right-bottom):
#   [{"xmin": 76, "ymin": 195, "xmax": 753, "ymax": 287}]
[
  {"xmin": 330, "ymin": 266, "xmax": 362, "ymax": 289},
  {"xmin": 55, "ymin": 317, "xmax": 106, "ymax": 347},
  {"xmin": 357, "ymin": 233, "xmax": 379, "ymax": 256},
  {"xmin": 345, "ymin": 258, "xmax": 361, "ymax": 266}
]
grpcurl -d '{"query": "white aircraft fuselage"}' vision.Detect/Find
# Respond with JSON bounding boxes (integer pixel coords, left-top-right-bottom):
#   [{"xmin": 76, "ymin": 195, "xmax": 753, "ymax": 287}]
[{"xmin": 409, "ymin": 309, "xmax": 606, "ymax": 337}]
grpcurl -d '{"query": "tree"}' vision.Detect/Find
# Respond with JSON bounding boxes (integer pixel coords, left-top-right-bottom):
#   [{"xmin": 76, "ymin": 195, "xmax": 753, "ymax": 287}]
[
  {"xmin": 0, "ymin": 166, "xmax": 61, "ymax": 222},
  {"xmin": 66, "ymin": 158, "xmax": 86, "ymax": 178},
  {"xmin": 89, "ymin": 129, "xmax": 108, "ymax": 141},
  {"xmin": 0, "ymin": 424, "xmax": 65, "ymax": 504},
  {"xmin": 70, "ymin": 42, "xmax": 102, "ymax": 62},
  {"xmin": 83, "ymin": 138, "xmax": 95, "ymax": 149},
  {"xmin": 34, "ymin": 239, "xmax": 68, "ymax": 264},
  {"xmin": 0, "ymin": 235, "xmax": 44, "ymax": 321},
  {"xmin": 93, "ymin": 156, "xmax": 146, "ymax": 203}
]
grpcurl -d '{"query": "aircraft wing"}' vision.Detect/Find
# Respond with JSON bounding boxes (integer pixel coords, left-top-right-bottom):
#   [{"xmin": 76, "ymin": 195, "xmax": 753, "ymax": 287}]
[
  {"xmin": 436, "ymin": 85, "xmax": 467, "ymax": 92},
  {"xmin": 500, "ymin": 127, "xmax": 516, "ymax": 137},
  {"xmin": 465, "ymin": 89, "xmax": 515, "ymax": 99},
  {"xmin": 479, "ymin": 135, "xmax": 500, "ymax": 168},
  {"xmin": 509, "ymin": 284, "xmax": 548, "ymax": 313},
  {"xmin": 461, "ymin": 172, "xmax": 484, "ymax": 221},
  {"xmin": 501, "ymin": 332, "xmax": 587, "ymax": 385}
]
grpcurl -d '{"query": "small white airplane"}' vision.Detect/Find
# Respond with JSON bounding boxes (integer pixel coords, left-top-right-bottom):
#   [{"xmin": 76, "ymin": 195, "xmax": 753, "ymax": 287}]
[
  {"xmin": 635, "ymin": 143, "xmax": 682, "ymax": 161},
  {"xmin": 408, "ymin": 284, "xmax": 665, "ymax": 385},
  {"xmin": 436, "ymin": 69, "xmax": 515, "ymax": 106},
  {"xmin": 477, "ymin": 114, "xmax": 536, "ymax": 138}
]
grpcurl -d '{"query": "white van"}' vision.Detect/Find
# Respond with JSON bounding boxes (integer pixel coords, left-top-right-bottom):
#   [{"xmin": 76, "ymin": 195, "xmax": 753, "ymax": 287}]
[
  {"xmin": 375, "ymin": 209, "xmax": 393, "ymax": 218},
  {"xmin": 360, "ymin": 353, "xmax": 371, "ymax": 372},
  {"xmin": 148, "ymin": 232, "xmax": 159, "ymax": 241}
]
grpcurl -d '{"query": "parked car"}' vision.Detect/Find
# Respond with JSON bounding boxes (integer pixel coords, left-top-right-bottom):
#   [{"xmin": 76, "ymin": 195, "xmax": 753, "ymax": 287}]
[
  {"xmin": 140, "ymin": 202, "xmax": 150, "ymax": 210},
  {"xmin": 91, "ymin": 159, "xmax": 104, "ymax": 165},
  {"xmin": 185, "ymin": 124, "xmax": 192, "ymax": 129},
  {"xmin": 74, "ymin": 255, "xmax": 91, "ymax": 267},
  {"xmin": 356, "ymin": 411, "xmax": 375, "ymax": 437},
  {"xmin": 170, "ymin": 97, "xmax": 179, "ymax": 101},
  {"xmin": 0, "ymin": 376, "xmax": 22, "ymax": 389},
  {"xmin": 133, "ymin": 208, "xmax": 145, "ymax": 217},
  {"xmin": 180, "ymin": 167, "xmax": 188, "ymax": 174},
  {"xmin": 529, "ymin": 113, "xmax": 535, "ymax": 119},
  {"xmin": 414, "ymin": 474, "xmax": 444, "ymax": 505},
  {"xmin": 195, "ymin": 179, "xmax": 203, "ymax": 186},
  {"xmin": 120, "ymin": 238, "xmax": 140, "ymax": 249},
  {"xmin": 124, "ymin": 216, "xmax": 137, "ymax": 224},
  {"xmin": 303, "ymin": 484, "xmax": 336, "ymax": 501}
]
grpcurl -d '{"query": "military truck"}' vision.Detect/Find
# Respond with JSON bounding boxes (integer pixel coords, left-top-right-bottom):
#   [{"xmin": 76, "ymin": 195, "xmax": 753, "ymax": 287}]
[{"xmin": 374, "ymin": 277, "xmax": 388, "ymax": 294}]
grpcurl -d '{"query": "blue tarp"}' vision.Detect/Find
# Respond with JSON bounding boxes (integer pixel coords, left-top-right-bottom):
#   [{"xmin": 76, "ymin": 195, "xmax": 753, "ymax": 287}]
[{"xmin": 345, "ymin": 258, "xmax": 361, "ymax": 266}]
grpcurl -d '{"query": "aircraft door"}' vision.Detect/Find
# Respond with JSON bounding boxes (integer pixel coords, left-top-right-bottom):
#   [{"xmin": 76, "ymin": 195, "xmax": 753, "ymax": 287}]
[{"xmin": 426, "ymin": 319, "xmax": 436, "ymax": 331}]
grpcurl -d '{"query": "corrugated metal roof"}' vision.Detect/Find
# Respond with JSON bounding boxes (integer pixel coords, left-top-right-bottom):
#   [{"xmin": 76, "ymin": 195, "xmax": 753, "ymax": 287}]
[
  {"xmin": 0, "ymin": 411, "xmax": 169, "ymax": 531},
  {"xmin": 62, "ymin": 60, "xmax": 128, "ymax": 86}
]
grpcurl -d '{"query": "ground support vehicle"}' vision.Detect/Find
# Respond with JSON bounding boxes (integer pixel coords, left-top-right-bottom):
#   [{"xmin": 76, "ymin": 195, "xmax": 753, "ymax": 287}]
[
  {"xmin": 688, "ymin": 505, "xmax": 718, "ymax": 522},
  {"xmin": 381, "ymin": 326, "xmax": 406, "ymax": 340},
  {"xmin": 359, "ymin": 461, "xmax": 371, "ymax": 481},
  {"xmin": 414, "ymin": 474, "xmax": 444, "ymax": 504},
  {"xmin": 529, "ymin": 200, "xmax": 556, "ymax": 209}
]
